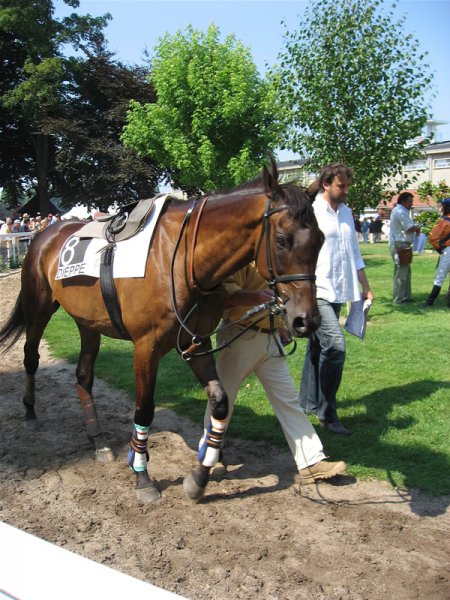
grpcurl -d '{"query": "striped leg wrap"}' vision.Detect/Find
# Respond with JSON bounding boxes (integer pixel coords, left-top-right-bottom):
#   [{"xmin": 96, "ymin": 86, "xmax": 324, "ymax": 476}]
[
  {"xmin": 198, "ymin": 417, "xmax": 226, "ymax": 467},
  {"xmin": 127, "ymin": 424, "xmax": 149, "ymax": 472}
]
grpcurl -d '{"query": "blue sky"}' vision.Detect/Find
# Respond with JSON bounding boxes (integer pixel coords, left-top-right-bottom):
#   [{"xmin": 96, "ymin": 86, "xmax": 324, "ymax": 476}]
[{"xmin": 55, "ymin": 0, "xmax": 450, "ymax": 158}]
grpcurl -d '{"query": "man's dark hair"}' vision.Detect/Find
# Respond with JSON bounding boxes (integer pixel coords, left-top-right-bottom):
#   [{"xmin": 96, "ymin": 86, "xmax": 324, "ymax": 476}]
[
  {"xmin": 318, "ymin": 163, "xmax": 353, "ymax": 190},
  {"xmin": 307, "ymin": 162, "xmax": 353, "ymax": 201},
  {"xmin": 397, "ymin": 192, "xmax": 413, "ymax": 205}
]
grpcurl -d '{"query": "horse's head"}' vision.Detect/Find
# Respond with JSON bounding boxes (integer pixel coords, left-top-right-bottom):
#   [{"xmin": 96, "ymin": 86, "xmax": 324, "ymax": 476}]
[{"xmin": 256, "ymin": 160, "xmax": 324, "ymax": 337}]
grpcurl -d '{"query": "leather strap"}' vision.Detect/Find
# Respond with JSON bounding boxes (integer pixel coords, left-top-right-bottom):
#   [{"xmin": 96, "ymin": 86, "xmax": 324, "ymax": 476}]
[{"xmin": 99, "ymin": 245, "xmax": 131, "ymax": 340}]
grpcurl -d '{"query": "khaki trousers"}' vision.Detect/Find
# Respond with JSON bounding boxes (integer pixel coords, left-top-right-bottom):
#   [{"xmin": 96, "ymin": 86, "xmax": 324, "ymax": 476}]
[{"xmin": 204, "ymin": 322, "xmax": 326, "ymax": 471}]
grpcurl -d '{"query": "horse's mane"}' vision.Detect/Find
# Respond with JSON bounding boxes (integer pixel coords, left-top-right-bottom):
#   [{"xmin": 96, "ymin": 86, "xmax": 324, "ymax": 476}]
[{"xmin": 212, "ymin": 175, "xmax": 316, "ymax": 229}]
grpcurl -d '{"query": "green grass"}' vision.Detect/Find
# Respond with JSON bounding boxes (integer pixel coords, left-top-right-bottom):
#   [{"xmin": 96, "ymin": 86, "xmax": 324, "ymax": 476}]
[{"xmin": 44, "ymin": 243, "xmax": 450, "ymax": 495}]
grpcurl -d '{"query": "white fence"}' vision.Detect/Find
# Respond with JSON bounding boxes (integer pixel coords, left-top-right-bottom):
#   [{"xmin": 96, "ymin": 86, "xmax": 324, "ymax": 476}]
[
  {"xmin": 0, "ymin": 521, "xmax": 185, "ymax": 600},
  {"xmin": 0, "ymin": 232, "xmax": 35, "ymax": 266}
]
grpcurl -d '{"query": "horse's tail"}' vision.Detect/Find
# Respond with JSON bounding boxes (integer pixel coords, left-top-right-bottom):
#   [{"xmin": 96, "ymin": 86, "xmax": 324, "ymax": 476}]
[{"xmin": 0, "ymin": 291, "xmax": 26, "ymax": 354}]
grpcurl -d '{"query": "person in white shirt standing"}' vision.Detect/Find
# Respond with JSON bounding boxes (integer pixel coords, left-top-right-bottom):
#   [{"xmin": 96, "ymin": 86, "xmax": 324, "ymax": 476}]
[
  {"xmin": 299, "ymin": 163, "xmax": 374, "ymax": 435},
  {"xmin": 388, "ymin": 192, "xmax": 421, "ymax": 304}
]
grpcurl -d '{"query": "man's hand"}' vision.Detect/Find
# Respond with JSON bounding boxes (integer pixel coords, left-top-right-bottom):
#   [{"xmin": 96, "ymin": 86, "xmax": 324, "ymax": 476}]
[
  {"xmin": 225, "ymin": 288, "xmax": 274, "ymax": 308},
  {"xmin": 278, "ymin": 327, "xmax": 292, "ymax": 346}
]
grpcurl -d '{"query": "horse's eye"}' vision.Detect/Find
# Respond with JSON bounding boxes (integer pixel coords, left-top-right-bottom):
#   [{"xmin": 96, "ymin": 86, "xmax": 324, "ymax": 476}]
[{"xmin": 275, "ymin": 234, "xmax": 290, "ymax": 250}]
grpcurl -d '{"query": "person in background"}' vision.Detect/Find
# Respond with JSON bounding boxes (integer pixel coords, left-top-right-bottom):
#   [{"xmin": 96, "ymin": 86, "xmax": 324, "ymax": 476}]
[
  {"xmin": 299, "ymin": 163, "xmax": 374, "ymax": 436},
  {"xmin": 388, "ymin": 192, "xmax": 421, "ymax": 305},
  {"xmin": 0, "ymin": 217, "xmax": 13, "ymax": 233},
  {"xmin": 372, "ymin": 216, "xmax": 383, "ymax": 243},
  {"xmin": 423, "ymin": 197, "xmax": 450, "ymax": 308},
  {"xmin": 11, "ymin": 219, "xmax": 21, "ymax": 233},
  {"xmin": 199, "ymin": 262, "xmax": 347, "ymax": 485},
  {"xmin": 353, "ymin": 215, "xmax": 362, "ymax": 240},
  {"xmin": 34, "ymin": 216, "xmax": 43, "ymax": 231},
  {"xmin": 19, "ymin": 217, "xmax": 31, "ymax": 232},
  {"xmin": 361, "ymin": 218, "xmax": 370, "ymax": 243},
  {"xmin": 368, "ymin": 217, "xmax": 375, "ymax": 243}
]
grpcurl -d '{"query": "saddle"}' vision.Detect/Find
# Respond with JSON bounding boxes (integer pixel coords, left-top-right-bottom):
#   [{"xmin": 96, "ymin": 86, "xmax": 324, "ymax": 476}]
[{"xmin": 76, "ymin": 195, "xmax": 161, "ymax": 243}]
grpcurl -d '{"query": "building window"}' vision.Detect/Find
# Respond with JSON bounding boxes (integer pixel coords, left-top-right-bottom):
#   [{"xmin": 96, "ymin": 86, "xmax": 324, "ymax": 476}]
[
  {"xmin": 434, "ymin": 158, "xmax": 450, "ymax": 169},
  {"xmin": 403, "ymin": 159, "xmax": 427, "ymax": 171}
]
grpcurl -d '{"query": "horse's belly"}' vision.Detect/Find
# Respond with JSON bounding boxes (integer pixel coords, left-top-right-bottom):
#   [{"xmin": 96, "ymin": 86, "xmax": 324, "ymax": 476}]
[{"xmin": 53, "ymin": 277, "xmax": 116, "ymax": 334}]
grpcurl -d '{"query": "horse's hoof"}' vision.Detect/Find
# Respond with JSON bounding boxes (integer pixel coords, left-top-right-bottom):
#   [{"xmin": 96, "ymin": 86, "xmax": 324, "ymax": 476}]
[
  {"xmin": 95, "ymin": 447, "xmax": 115, "ymax": 463},
  {"xmin": 136, "ymin": 483, "xmax": 161, "ymax": 504},
  {"xmin": 183, "ymin": 473, "xmax": 206, "ymax": 500},
  {"xmin": 23, "ymin": 419, "xmax": 42, "ymax": 431}
]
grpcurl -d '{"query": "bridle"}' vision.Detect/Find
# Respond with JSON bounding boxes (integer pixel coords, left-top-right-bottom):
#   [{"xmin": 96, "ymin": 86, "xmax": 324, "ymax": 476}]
[
  {"xmin": 170, "ymin": 194, "xmax": 316, "ymax": 360},
  {"xmin": 256, "ymin": 197, "xmax": 317, "ymax": 292}
]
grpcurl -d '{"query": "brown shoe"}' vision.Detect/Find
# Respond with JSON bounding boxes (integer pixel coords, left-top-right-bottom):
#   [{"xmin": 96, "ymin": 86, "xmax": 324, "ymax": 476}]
[{"xmin": 299, "ymin": 460, "xmax": 346, "ymax": 485}]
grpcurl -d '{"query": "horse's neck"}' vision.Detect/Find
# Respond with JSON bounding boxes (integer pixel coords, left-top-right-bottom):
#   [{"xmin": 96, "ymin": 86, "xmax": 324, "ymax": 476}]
[{"xmin": 195, "ymin": 192, "xmax": 266, "ymax": 284}]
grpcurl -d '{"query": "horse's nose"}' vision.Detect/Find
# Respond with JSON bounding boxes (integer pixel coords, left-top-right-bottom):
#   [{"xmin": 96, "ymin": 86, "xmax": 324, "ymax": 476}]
[{"xmin": 292, "ymin": 312, "xmax": 321, "ymax": 337}]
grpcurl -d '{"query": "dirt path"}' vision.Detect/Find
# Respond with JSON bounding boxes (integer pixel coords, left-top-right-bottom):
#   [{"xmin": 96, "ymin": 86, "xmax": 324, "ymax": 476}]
[{"xmin": 1, "ymin": 271, "xmax": 449, "ymax": 600}]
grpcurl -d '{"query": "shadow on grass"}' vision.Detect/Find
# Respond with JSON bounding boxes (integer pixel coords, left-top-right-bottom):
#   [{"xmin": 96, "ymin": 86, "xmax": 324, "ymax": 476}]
[{"xmin": 325, "ymin": 379, "xmax": 450, "ymax": 515}]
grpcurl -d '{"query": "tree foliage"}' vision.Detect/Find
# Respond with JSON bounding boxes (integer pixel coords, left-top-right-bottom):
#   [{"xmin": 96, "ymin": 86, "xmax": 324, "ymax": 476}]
[
  {"xmin": 123, "ymin": 24, "xmax": 282, "ymax": 194},
  {"xmin": 0, "ymin": 0, "xmax": 158, "ymax": 214},
  {"xmin": 417, "ymin": 180, "xmax": 450, "ymax": 203},
  {"xmin": 45, "ymin": 51, "xmax": 161, "ymax": 212},
  {"xmin": 274, "ymin": 0, "xmax": 434, "ymax": 213},
  {"xmin": 0, "ymin": 0, "xmax": 110, "ymax": 213}
]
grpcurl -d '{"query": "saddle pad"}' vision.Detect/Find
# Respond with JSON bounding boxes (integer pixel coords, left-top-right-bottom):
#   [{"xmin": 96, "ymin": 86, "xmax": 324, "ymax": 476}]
[{"xmin": 55, "ymin": 195, "xmax": 167, "ymax": 280}]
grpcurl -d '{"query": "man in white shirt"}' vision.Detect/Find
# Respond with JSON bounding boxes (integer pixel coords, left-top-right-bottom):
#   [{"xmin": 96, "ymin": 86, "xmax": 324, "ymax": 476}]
[
  {"xmin": 299, "ymin": 163, "xmax": 374, "ymax": 435},
  {"xmin": 389, "ymin": 192, "xmax": 421, "ymax": 304}
]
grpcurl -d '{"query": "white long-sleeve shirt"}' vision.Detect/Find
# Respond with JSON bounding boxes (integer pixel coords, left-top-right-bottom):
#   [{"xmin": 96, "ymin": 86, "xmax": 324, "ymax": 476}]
[
  {"xmin": 313, "ymin": 194, "xmax": 365, "ymax": 303},
  {"xmin": 389, "ymin": 204, "xmax": 416, "ymax": 248}
]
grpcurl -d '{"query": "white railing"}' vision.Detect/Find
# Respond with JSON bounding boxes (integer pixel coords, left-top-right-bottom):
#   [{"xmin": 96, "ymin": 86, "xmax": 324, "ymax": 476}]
[{"xmin": 0, "ymin": 231, "xmax": 36, "ymax": 265}]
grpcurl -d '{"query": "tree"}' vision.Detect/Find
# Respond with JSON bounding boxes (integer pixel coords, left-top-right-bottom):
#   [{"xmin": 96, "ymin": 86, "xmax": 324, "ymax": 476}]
[
  {"xmin": 46, "ymin": 51, "xmax": 161, "ymax": 212},
  {"xmin": 0, "ymin": 0, "xmax": 108, "ymax": 214},
  {"xmin": 274, "ymin": 0, "xmax": 434, "ymax": 213},
  {"xmin": 415, "ymin": 180, "xmax": 450, "ymax": 238},
  {"xmin": 122, "ymin": 24, "xmax": 282, "ymax": 194}
]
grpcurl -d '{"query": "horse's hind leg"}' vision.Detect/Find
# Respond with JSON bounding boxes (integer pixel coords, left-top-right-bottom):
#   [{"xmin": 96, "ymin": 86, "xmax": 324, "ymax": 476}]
[
  {"xmin": 75, "ymin": 325, "xmax": 114, "ymax": 463},
  {"xmin": 183, "ymin": 351, "xmax": 229, "ymax": 500},
  {"xmin": 22, "ymin": 300, "xmax": 59, "ymax": 430}
]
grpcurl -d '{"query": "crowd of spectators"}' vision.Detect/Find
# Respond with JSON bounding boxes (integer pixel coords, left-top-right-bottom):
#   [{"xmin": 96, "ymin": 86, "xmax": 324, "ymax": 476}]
[{"xmin": 0, "ymin": 212, "xmax": 61, "ymax": 234}]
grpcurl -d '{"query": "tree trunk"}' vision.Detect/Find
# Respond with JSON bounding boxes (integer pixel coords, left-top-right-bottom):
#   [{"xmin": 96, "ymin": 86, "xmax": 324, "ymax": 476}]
[{"xmin": 31, "ymin": 133, "xmax": 49, "ymax": 216}]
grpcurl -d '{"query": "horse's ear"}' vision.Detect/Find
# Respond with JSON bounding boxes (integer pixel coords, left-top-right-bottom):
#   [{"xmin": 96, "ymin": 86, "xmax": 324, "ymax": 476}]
[
  {"xmin": 306, "ymin": 177, "xmax": 320, "ymax": 203},
  {"xmin": 263, "ymin": 155, "xmax": 283, "ymax": 201}
]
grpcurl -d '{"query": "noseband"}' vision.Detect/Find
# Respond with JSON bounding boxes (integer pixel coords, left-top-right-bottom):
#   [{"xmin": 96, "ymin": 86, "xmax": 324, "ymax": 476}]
[{"xmin": 171, "ymin": 194, "xmax": 316, "ymax": 359}]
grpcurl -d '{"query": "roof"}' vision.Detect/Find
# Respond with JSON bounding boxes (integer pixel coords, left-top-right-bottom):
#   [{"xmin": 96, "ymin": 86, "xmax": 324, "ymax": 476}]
[
  {"xmin": 423, "ymin": 140, "xmax": 450, "ymax": 153},
  {"xmin": 18, "ymin": 197, "xmax": 61, "ymax": 217}
]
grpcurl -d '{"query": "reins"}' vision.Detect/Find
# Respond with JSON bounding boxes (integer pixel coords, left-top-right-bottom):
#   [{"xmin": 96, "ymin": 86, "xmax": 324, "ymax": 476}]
[{"xmin": 170, "ymin": 195, "xmax": 315, "ymax": 360}]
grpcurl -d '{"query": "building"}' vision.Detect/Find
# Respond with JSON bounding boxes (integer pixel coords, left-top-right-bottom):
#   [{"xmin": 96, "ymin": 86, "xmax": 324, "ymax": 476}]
[{"xmin": 387, "ymin": 140, "xmax": 450, "ymax": 192}]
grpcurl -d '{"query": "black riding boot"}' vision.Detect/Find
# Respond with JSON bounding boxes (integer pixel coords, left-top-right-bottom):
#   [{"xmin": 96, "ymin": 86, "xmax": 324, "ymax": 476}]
[{"xmin": 424, "ymin": 285, "xmax": 441, "ymax": 306}]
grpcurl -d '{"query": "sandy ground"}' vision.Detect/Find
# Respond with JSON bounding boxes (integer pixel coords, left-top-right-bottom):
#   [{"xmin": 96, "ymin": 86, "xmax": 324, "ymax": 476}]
[{"xmin": 1, "ymin": 270, "xmax": 449, "ymax": 600}]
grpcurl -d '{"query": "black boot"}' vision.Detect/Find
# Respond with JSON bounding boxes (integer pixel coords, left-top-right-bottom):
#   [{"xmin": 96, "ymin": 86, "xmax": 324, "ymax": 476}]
[{"xmin": 424, "ymin": 285, "xmax": 441, "ymax": 307}]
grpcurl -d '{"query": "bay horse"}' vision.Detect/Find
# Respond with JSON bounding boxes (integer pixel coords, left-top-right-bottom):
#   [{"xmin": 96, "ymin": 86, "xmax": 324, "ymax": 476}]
[{"xmin": 0, "ymin": 160, "xmax": 323, "ymax": 503}]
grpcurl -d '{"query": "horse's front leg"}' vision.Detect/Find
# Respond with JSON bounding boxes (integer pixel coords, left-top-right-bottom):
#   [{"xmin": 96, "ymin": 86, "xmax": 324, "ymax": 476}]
[
  {"xmin": 75, "ymin": 325, "xmax": 114, "ymax": 463},
  {"xmin": 128, "ymin": 339, "xmax": 161, "ymax": 503},
  {"xmin": 183, "ymin": 349, "xmax": 229, "ymax": 500}
]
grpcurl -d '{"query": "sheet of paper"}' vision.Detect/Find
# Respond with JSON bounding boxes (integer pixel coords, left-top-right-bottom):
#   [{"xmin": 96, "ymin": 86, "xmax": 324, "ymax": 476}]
[
  {"xmin": 413, "ymin": 232, "xmax": 427, "ymax": 254},
  {"xmin": 344, "ymin": 299, "xmax": 372, "ymax": 339}
]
